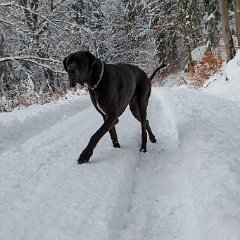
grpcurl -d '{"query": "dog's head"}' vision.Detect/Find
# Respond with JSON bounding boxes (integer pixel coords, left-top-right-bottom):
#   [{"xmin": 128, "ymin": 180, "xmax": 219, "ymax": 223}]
[{"xmin": 63, "ymin": 51, "xmax": 97, "ymax": 87}]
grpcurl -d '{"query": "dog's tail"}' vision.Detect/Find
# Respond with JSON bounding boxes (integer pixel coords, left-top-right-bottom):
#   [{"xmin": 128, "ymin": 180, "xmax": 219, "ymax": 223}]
[{"xmin": 149, "ymin": 64, "xmax": 167, "ymax": 81}]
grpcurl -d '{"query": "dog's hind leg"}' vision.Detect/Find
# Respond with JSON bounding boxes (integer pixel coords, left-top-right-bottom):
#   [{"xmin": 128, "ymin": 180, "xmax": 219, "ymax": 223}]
[
  {"xmin": 138, "ymin": 101, "xmax": 148, "ymax": 152},
  {"xmin": 129, "ymin": 98, "xmax": 147, "ymax": 151},
  {"xmin": 146, "ymin": 120, "xmax": 157, "ymax": 143},
  {"xmin": 129, "ymin": 100, "xmax": 156, "ymax": 144}
]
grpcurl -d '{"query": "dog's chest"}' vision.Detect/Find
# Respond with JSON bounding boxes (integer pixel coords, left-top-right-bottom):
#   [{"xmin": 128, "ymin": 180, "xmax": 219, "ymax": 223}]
[
  {"xmin": 91, "ymin": 92, "xmax": 106, "ymax": 115},
  {"xmin": 96, "ymin": 100, "xmax": 106, "ymax": 115}
]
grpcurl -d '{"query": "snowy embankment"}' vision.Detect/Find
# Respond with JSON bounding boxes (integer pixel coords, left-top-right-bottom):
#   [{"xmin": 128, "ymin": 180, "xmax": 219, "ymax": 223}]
[
  {"xmin": 203, "ymin": 49, "xmax": 240, "ymax": 101},
  {"xmin": 157, "ymin": 87, "xmax": 240, "ymax": 240},
  {"xmin": 1, "ymin": 53, "xmax": 240, "ymax": 240},
  {"xmin": 0, "ymin": 91, "xmax": 90, "ymax": 153}
]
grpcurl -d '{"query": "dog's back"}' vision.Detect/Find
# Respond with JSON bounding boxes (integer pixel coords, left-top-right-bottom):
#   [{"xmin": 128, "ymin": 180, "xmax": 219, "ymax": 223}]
[{"xmin": 105, "ymin": 63, "xmax": 151, "ymax": 115}]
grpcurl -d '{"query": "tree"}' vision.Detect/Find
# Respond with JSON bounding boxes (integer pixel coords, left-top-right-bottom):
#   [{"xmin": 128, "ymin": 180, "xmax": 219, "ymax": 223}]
[
  {"xmin": 177, "ymin": 0, "xmax": 195, "ymax": 71},
  {"xmin": 234, "ymin": 0, "xmax": 240, "ymax": 45},
  {"xmin": 0, "ymin": 29, "xmax": 13, "ymax": 111},
  {"xmin": 203, "ymin": 0, "xmax": 220, "ymax": 51},
  {"xmin": 218, "ymin": 0, "xmax": 235, "ymax": 61},
  {"xmin": 149, "ymin": 1, "xmax": 180, "ymax": 69}
]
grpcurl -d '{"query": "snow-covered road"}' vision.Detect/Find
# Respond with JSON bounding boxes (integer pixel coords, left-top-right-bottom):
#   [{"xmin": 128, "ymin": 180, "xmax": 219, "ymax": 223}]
[{"xmin": 1, "ymin": 87, "xmax": 240, "ymax": 240}]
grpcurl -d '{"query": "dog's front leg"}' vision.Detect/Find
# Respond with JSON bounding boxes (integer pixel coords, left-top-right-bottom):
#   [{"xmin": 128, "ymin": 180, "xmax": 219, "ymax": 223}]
[
  {"xmin": 78, "ymin": 114, "xmax": 118, "ymax": 164},
  {"xmin": 109, "ymin": 126, "xmax": 120, "ymax": 148},
  {"xmin": 102, "ymin": 115, "xmax": 120, "ymax": 148}
]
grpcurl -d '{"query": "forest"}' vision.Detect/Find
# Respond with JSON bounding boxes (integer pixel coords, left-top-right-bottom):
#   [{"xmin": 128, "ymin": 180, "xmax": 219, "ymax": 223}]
[{"xmin": 0, "ymin": 0, "xmax": 239, "ymax": 111}]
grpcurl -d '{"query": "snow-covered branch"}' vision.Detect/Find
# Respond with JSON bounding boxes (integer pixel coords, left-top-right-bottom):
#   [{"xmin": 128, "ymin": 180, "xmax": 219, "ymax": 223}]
[
  {"xmin": 0, "ymin": 56, "xmax": 61, "ymax": 64},
  {"xmin": 0, "ymin": 56, "xmax": 65, "ymax": 74},
  {"xmin": 1, "ymin": 2, "xmax": 63, "ymax": 30},
  {"xmin": 0, "ymin": 2, "xmax": 15, "ymax": 7}
]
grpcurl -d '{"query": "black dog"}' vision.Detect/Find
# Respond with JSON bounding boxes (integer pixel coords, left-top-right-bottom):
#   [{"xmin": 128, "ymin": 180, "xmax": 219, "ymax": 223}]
[{"xmin": 63, "ymin": 51, "xmax": 166, "ymax": 164}]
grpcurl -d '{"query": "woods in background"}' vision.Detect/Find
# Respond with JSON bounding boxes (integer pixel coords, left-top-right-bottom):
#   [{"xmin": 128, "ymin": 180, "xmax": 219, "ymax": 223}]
[{"xmin": 0, "ymin": 0, "xmax": 239, "ymax": 111}]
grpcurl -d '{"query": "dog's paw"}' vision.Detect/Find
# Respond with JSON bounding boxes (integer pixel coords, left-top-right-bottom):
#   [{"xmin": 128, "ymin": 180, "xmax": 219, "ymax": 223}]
[
  {"xmin": 140, "ymin": 147, "xmax": 147, "ymax": 153},
  {"xmin": 77, "ymin": 148, "xmax": 93, "ymax": 164},
  {"xmin": 150, "ymin": 136, "xmax": 157, "ymax": 143},
  {"xmin": 113, "ymin": 141, "xmax": 121, "ymax": 148}
]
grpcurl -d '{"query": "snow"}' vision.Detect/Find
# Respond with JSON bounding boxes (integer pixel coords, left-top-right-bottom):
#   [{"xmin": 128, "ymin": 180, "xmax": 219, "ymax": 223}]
[
  {"xmin": 203, "ymin": 50, "xmax": 240, "ymax": 101},
  {"xmin": 1, "ymin": 55, "xmax": 240, "ymax": 239},
  {"xmin": 157, "ymin": 71, "xmax": 184, "ymax": 87},
  {"xmin": 0, "ymin": 90, "xmax": 89, "ymax": 153},
  {"xmin": 191, "ymin": 45, "xmax": 207, "ymax": 62},
  {"xmin": 206, "ymin": 13, "xmax": 215, "ymax": 22}
]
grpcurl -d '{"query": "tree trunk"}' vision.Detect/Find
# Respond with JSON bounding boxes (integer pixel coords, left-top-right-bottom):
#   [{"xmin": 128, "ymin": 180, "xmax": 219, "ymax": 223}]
[
  {"xmin": 234, "ymin": 0, "xmax": 240, "ymax": 45},
  {"xmin": 0, "ymin": 30, "xmax": 12, "ymax": 93},
  {"xmin": 177, "ymin": 1, "xmax": 195, "ymax": 71},
  {"xmin": 218, "ymin": 0, "xmax": 235, "ymax": 61}
]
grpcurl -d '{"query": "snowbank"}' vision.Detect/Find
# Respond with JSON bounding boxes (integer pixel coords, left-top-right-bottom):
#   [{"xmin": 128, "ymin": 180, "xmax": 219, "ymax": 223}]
[
  {"xmin": 0, "ymin": 91, "xmax": 90, "ymax": 153},
  {"xmin": 202, "ymin": 50, "xmax": 240, "ymax": 101},
  {"xmin": 156, "ymin": 87, "xmax": 240, "ymax": 240}
]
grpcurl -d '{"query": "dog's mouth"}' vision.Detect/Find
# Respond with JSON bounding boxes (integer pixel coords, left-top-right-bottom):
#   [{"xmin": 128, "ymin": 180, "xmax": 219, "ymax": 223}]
[
  {"xmin": 68, "ymin": 69, "xmax": 89, "ymax": 88},
  {"xmin": 69, "ymin": 74, "xmax": 84, "ymax": 88}
]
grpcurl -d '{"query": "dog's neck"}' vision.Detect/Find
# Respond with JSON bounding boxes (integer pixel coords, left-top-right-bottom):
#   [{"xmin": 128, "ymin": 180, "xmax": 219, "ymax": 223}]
[{"xmin": 88, "ymin": 61, "xmax": 104, "ymax": 90}]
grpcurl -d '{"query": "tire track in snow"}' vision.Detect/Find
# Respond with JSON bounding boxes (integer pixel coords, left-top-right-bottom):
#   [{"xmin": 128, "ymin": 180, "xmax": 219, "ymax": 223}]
[
  {"xmin": 117, "ymin": 89, "xmax": 200, "ymax": 240},
  {"xmin": 0, "ymin": 100, "xmax": 144, "ymax": 240}
]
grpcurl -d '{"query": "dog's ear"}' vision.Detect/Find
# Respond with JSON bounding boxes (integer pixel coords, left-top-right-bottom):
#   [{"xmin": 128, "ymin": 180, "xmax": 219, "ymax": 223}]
[
  {"xmin": 86, "ymin": 51, "xmax": 98, "ymax": 70},
  {"xmin": 63, "ymin": 57, "xmax": 68, "ymax": 72}
]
